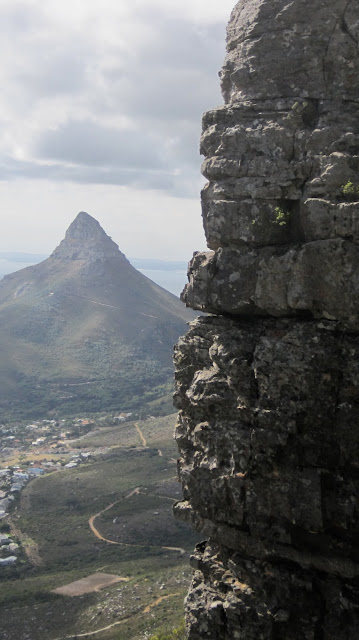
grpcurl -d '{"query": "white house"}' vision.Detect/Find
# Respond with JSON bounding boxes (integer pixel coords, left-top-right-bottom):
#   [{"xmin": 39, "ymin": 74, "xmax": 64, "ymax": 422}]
[
  {"xmin": 13, "ymin": 473, "xmax": 29, "ymax": 481},
  {"xmin": 0, "ymin": 556, "xmax": 17, "ymax": 565},
  {"xmin": 27, "ymin": 468, "xmax": 45, "ymax": 477},
  {"xmin": 10, "ymin": 484, "xmax": 22, "ymax": 492}
]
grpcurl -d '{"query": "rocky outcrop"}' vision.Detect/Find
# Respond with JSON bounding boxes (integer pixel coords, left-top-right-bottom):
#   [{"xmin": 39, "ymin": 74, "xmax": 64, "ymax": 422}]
[
  {"xmin": 174, "ymin": 1, "xmax": 359, "ymax": 638},
  {"xmin": 183, "ymin": 1, "xmax": 359, "ymax": 330},
  {"xmin": 51, "ymin": 211, "xmax": 124, "ymax": 262}
]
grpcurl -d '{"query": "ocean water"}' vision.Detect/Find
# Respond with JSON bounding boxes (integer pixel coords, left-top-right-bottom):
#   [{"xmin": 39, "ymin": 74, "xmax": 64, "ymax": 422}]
[
  {"xmin": 0, "ymin": 254, "xmax": 188, "ymax": 298},
  {"xmin": 139, "ymin": 269, "xmax": 187, "ymax": 297},
  {"xmin": 0, "ymin": 259, "xmax": 36, "ymax": 278}
]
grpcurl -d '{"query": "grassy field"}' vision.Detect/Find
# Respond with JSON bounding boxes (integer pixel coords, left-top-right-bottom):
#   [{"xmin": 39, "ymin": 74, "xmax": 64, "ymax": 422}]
[
  {"xmin": 71, "ymin": 414, "xmax": 180, "ymax": 451},
  {"xmin": 0, "ymin": 414, "xmax": 198, "ymax": 640}
]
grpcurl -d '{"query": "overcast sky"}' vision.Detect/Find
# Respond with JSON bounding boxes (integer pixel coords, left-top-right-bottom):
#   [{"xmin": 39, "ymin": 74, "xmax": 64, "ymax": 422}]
[{"xmin": 0, "ymin": 0, "xmax": 235, "ymax": 260}]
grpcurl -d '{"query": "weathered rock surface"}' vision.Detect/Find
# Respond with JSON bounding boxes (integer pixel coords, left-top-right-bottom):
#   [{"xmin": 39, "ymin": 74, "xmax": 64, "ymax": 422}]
[
  {"xmin": 221, "ymin": 0, "xmax": 359, "ymax": 102},
  {"xmin": 175, "ymin": 1, "xmax": 359, "ymax": 638},
  {"xmin": 175, "ymin": 316, "xmax": 359, "ymax": 637},
  {"xmin": 182, "ymin": 0, "xmax": 359, "ymax": 330},
  {"xmin": 52, "ymin": 211, "xmax": 123, "ymax": 262}
]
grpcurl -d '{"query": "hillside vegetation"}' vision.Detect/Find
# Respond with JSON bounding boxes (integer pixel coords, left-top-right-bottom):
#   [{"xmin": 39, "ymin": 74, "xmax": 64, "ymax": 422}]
[{"xmin": 0, "ymin": 413, "xmax": 198, "ymax": 640}]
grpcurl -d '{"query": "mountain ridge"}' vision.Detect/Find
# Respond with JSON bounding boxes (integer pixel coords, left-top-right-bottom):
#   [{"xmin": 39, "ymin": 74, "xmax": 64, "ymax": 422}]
[
  {"xmin": 0, "ymin": 212, "xmax": 195, "ymax": 418},
  {"xmin": 51, "ymin": 211, "xmax": 124, "ymax": 262}
]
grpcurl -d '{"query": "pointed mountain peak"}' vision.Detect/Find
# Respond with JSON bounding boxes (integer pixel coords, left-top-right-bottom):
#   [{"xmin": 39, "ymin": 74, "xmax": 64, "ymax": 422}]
[
  {"xmin": 70, "ymin": 210, "xmax": 102, "ymax": 229},
  {"xmin": 51, "ymin": 212, "xmax": 126, "ymax": 262}
]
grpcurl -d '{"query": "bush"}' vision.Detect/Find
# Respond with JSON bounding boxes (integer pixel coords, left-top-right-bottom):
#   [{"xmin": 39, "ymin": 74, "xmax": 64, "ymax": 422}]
[
  {"xmin": 148, "ymin": 620, "xmax": 186, "ymax": 640},
  {"xmin": 342, "ymin": 180, "xmax": 359, "ymax": 201}
]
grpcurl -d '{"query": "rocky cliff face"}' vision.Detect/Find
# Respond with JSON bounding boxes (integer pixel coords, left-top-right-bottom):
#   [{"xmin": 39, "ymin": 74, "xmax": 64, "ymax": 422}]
[
  {"xmin": 51, "ymin": 211, "xmax": 123, "ymax": 262},
  {"xmin": 174, "ymin": 1, "xmax": 359, "ymax": 638}
]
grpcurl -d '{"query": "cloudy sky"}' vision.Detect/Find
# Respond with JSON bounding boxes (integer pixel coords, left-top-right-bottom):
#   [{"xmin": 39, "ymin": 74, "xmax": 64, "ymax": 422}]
[{"xmin": 0, "ymin": 0, "xmax": 235, "ymax": 260}]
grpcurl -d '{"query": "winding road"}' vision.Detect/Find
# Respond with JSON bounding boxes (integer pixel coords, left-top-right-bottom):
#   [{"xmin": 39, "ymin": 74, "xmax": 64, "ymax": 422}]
[{"xmin": 88, "ymin": 488, "xmax": 185, "ymax": 554}]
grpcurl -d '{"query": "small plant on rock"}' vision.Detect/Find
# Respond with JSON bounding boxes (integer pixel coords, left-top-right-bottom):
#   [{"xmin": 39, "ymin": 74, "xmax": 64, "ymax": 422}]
[
  {"xmin": 273, "ymin": 206, "xmax": 290, "ymax": 226},
  {"xmin": 342, "ymin": 180, "xmax": 359, "ymax": 201}
]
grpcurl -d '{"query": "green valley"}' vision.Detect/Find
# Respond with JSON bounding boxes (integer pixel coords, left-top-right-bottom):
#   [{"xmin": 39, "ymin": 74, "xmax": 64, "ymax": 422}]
[{"xmin": 0, "ymin": 413, "xmax": 198, "ymax": 640}]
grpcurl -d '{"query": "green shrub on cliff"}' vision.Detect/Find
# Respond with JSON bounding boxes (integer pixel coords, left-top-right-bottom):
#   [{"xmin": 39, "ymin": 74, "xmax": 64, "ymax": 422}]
[
  {"xmin": 149, "ymin": 620, "xmax": 186, "ymax": 640},
  {"xmin": 342, "ymin": 180, "xmax": 359, "ymax": 201}
]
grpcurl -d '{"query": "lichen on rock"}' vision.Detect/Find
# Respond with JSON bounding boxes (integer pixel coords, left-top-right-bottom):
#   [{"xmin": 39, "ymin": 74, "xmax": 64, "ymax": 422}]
[{"xmin": 174, "ymin": 1, "xmax": 359, "ymax": 638}]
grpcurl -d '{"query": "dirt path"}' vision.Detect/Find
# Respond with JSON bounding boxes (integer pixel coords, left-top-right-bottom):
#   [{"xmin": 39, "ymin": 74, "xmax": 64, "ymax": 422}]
[
  {"xmin": 88, "ymin": 489, "xmax": 185, "ymax": 554},
  {"xmin": 88, "ymin": 488, "xmax": 157, "ymax": 548},
  {"xmin": 88, "ymin": 501, "xmax": 122, "ymax": 545},
  {"xmin": 162, "ymin": 546, "xmax": 185, "ymax": 555},
  {"xmin": 52, "ymin": 613, "xmax": 134, "ymax": 639},
  {"xmin": 134, "ymin": 423, "xmax": 147, "ymax": 447},
  {"xmin": 65, "ymin": 294, "xmax": 159, "ymax": 319},
  {"xmin": 53, "ymin": 592, "xmax": 181, "ymax": 639},
  {"xmin": 143, "ymin": 592, "xmax": 181, "ymax": 614},
  {"xmin": 124, "ymin": 487, "xmax": 141, "ymax": 499}
]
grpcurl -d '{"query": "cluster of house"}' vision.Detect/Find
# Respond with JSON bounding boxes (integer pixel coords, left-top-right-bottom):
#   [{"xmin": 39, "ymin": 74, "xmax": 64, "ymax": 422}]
[
  {"xmin": 0, "ymin": 464, "xmax": 65, "ymax": 567},
  {"xmin": 0, "ymin": 413, "xmax": 133, "ymax": 454},
  {"xmin": 0, "ymin": 453, "xmax": 96, "ymax": 518},
  {"xmin": 0, "ymin": 411, "xmax": 136, "ymax": 568},
  {"xmin": 64, "ymin": 451, "xmax": 92, "ymax": 469},
  {"xmin": 0, "ymin": 418, "xmax": 87, "ymax": 456},
  {"xmin": 0, "ymin": 467, "xmax": 24, "ymax": 565},
  {"xmin": 0, "ymin": 466, "xmax": 47, "ymax": 518},
  {"xmin": 0, "ymin": 532, "xmax": 19, "ymax": 566}
]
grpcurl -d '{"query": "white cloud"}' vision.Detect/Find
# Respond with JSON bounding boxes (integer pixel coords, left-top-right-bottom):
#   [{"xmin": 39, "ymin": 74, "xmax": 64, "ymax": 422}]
[
  {"xmin": 0, "ymin": 179, "xmax": 207, "ymax": 260},
  {"xmin": 0, "ymin": 0, "xmax": 235, "ymax": 259}
]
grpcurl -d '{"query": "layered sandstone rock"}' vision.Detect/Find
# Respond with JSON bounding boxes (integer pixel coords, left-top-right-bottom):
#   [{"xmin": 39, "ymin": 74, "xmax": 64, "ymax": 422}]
[
  {"xmin": 174, "ymin": 1, "xmax": 359, "ymax": 637},
  {"xmin": 183, "ymin": 0, "xmax": 359, "ymax": 330}
]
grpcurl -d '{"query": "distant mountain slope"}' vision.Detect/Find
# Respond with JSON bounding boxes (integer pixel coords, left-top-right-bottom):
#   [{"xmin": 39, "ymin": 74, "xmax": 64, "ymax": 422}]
[
  {"xmin": 0, "ymin": 252, "xmax": 48, "ymax": 281},
  {"xmin": 0, "ymin": 212, "xmax": 195, "ymax": 418},
  {"xmin": 0, "ymin": 253, "xmax": 188, "ymax": 295}
]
